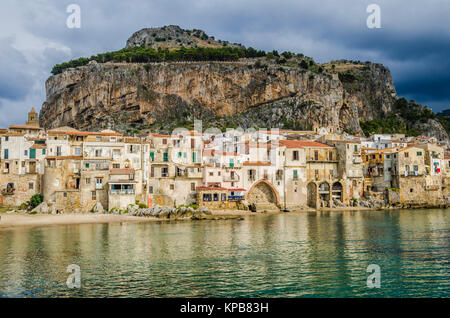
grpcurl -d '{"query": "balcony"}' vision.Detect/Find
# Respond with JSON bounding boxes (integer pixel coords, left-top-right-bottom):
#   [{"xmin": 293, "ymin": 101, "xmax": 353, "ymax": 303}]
[
  {"xmin": 110, "ymin": 189, "xmax": 135, "ymax": 195},
  {"xmin": 1, "ymin": 188, "xmax": 15, "ymax": 195},
  {"xmin": 95, "ymin": 184, "xmax": 103, "ymax": 190}
]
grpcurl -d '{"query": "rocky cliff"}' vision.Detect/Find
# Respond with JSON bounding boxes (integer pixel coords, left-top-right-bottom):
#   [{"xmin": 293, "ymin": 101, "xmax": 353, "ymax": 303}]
[{"xmin": 39, "ymin": 26, "xmax": 448, "ymax": 141}]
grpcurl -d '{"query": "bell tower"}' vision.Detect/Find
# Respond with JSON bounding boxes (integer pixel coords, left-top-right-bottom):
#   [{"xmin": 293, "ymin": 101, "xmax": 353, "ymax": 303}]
[{"xmin": 26, "ymin": 107, "xmax": 39, "ymax": 127}]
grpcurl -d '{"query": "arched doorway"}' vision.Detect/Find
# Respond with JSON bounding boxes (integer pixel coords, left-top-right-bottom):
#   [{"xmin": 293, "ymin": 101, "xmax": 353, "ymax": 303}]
[
  {"xmin": 307, "ymin": 182, "xmax": 317, "ymax": 208},
  {"xmin": 318, "ymin": 182, "xmax": 330, "ymax": 206},
  {"xmin": 332, "ymin": 182, "xmax": 343, "ymax": 202},
  {"xmin": 247, "ymin": 180, "xmax": 279, "ymax": 209}
]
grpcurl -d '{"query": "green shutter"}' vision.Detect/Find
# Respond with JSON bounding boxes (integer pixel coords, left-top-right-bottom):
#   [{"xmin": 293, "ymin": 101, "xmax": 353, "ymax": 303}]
[
  {"xmin": 4, "ymin": 149, "xmax": 8, "ymax": 159},
  {"xmin": 192, "ymin": 152, "xmax": 196, "ymax": 163},
  {"xmin": 30, "ymin": 149, "xmax": 36, "ymax": 159},
  {"xmin": 293, "ymin": 170, "xmax": 298, "ymax": 179},
  {"xmin": 42, "ymin": 149, "xmax": 46, "ymax": 155},
  {"xmin": 229, "ymin": 158, "xmax": 234, "ymax": 167},
  {"xmin": 150, "ymin": 152, "xmax": 154, "ymax": 162},
  {"xmin": 178, "ymin": 152, "xmax": 182, "ymax": 158},
  {"xmin": 163, "ymin": 152, "xmax": 168, "ymax": 162}
]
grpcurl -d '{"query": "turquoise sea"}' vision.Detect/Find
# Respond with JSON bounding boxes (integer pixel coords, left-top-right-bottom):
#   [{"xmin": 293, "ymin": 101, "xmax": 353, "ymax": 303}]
[{"xmin": 0, "ymin": 209, "xmax": 448, "ymax": 297}]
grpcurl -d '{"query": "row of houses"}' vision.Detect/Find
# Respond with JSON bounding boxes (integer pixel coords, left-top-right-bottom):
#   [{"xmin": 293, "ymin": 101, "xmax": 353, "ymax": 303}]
[{"xmin": 0, "ymin": 109, "xmax": 449, "ymax": 212}]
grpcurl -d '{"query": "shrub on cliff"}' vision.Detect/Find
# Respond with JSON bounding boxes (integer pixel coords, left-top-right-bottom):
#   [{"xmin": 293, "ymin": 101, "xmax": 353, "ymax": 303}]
[{"xmin": 51, "ymin": 46, "xmax": 267, "ymax": 75}]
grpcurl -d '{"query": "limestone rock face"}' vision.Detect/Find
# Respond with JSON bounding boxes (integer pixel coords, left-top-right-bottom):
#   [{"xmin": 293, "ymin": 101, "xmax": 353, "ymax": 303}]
[
  {"xmin": 39, "ymin": 60, "xmax": 398, "ymax": 135},
  {"xmin": 126, "ymin": 25, "xmax": 244, "ymax": 50}
]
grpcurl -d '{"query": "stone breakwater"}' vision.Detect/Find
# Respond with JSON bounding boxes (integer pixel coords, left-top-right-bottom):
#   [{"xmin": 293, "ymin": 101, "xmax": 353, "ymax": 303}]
[{"xmin": 128, "ymin": 205, "xmax": 213, "ymax": 220}]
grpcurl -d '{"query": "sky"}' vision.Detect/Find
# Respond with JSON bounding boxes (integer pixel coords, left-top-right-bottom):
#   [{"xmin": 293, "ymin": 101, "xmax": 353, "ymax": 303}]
[{"xmin": 0, "ymin": 0, "xmax": 449, "ymax": 127}]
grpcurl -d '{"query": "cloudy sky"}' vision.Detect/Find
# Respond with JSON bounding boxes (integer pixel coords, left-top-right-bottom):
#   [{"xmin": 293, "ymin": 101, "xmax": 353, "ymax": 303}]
[{"xmin": 0, "ymin": 0, "xmax": 449, "ymax": 127}]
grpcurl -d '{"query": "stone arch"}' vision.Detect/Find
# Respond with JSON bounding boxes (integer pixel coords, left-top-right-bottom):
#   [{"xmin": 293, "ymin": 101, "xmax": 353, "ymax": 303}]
[
  {"xmin": 307, "ymin": 182, "xmax": 317, "ymax": 208},
  {"xmin": 332, "ymin": 182, "xmax": 343, "ymax": 202},
  {"xmin": 247, "ymin": 179, "xmax": 280, "ymax": 206}
]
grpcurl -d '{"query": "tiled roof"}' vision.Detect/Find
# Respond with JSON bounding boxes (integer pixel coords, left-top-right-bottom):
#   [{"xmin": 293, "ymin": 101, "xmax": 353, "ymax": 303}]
[
  {"xmin": 279, "ymin": 140, "xmax": 332, "ymax": 148},
  {"xmin": 47, "ymin": 130, "xmax": 122, "ymax": 136},
  {"xmin": 110, "ymin": 168, "xmax": 135, "ymax": 175},
  {"xmin": 30, "ymin": 144, "xmax": 46, "ymax": 149},
  {"xmin": 196, "ymin": 186, "xmax": 227, "ymax": 190},
  {"xmin": 243, "ymin": 161, "xmax": 271, "ymax": 166},
  {"xmin": 9, "ymin": 125, "xmax": 42, "ymax": 130}
]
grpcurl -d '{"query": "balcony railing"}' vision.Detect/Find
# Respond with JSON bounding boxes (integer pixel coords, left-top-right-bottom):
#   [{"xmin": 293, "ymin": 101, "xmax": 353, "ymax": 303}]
[{"xmin": 110, "ymin": 189, "xmax": 135, "ymax": 195}]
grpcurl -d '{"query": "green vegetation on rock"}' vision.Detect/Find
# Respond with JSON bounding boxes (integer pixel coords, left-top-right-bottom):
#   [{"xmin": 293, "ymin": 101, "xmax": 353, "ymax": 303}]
[{"xmin": 52, "ymin": 46, "xmax": 266, "ymax": 75}]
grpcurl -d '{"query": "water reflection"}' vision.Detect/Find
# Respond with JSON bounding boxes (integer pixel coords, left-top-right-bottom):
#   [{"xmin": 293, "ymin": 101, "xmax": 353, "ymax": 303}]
[{"xmin": 0, "ymin": 209, "xmax": 448, "ymax": 297}]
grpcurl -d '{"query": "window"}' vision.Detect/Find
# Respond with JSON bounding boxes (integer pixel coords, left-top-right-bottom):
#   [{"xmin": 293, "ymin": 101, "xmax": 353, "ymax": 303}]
[
  {"xmin": 218, "ymin": 171, "xmax": 221, "ymax": 176},
  {"xmin": 162, "ymin": 139, "xmax": 167, "ymax": 145},
  {"xmin": 249, "ymin": 169, "xmax": 256, "ymax": 181},
  {"xmin": 192, "ymin": 152, "xmax": 196, "ymax": 163},
  {"xmin": 293, "ymin": 170, "xmax": 298, "ymax": 179},
  {"xmin": 178, "ymin": 152, "xmax": 182, "ymax": 158},
  {"xmin": 75, "ymin": 148, "xmax": 82, "ymax": 156},
  {"xmin": 92, "ymin": 191, "xmax": 96, "ymax": 200},
  {"xmin": 57, "ymin": 146, "xmax": 62, "ymax": 156},
  {"xmin": 63, "ymin": 192, "xmax": 67, "ymax": 198},
  {"xmin": 404, "ymin": 152, "xmax": 409, "ymax": 158},
  {"xmin": 221, "ymin": 193, "xmax": 227, "ymax": 201},
  {"xmin": 191, "ymin": 139, "xmax": 195, "ymax": 148},
  {"xmin": 86, "ymin": 178, "xmax": 90, "ymax": 184},
  {"xmin": 3, "ymin": 149, "xmax": 8, "ymax": 159},
  {"xmin": 163, "ymin": 152, "xmax": 168, "ymax": 162},
  {"xmin": 149, "ymin": 186, "xmax": 153, "ymax": 194},
  {"xmin": 314, "ymin": 150, "xmax": 319, "ymax": 161},
  {"xmin": 203, "ymin": 193, "xmax": 212, "ymax": 201},
  {"xmin": 5, "ymin": 136, "xmax": 8, "ymax": 141},
  {"xmin": 24, "ymin": 150, "xmax": 28, "ymax": 156},
  {"xmin": 95, "ymin": 149, "xmax": 102, "ymax": 157},
  {"xmin": 28, "ymin": 182, "xmax": 34, "ymax": 190},
  {"xmin": 293, "ymin": 151, "xmax": 299, "ymax": 160},
  {"xmin": 170, "ymin": 184, "xmax": 174, "ymax": 190},
  {"xmin": 42, "ymin": 149, "xmax": 46, "ymax": 155},
  {"xmin": 150, "ymin": 166, "xmax": 154, "ymax": 177},
  {"xmin": 354, "ymin": 145, "xmax": 358, "ymax": 152},
  {"xmin": 150, "ymin": 152, "xmax": 154, "ymax": 162},
  {"xmin": 329, "ymin": 151, "xmax": 333, "ymax": 161},
  {"xmin": 213, "ymin": 193, "xmax": 219, "ymax": 201},
  {"xmin": 209, "ymin": 172, "xmax": 214, "ymax": 176},
  {"xmin": 95, "ymin": 178, "xmax": 103, "ymax": 189},
  {"xmin": 191, "ymin": 183, "xmax": 195, "ymax": 191},
  {"xmin": 417, "ymin": 152, "xmax": 422, "ymax": 156},
  {"xmin": 161, "ymin": 167, "xmax": 168, "ymax": 177},
  {"xmin": 276, "ymin": 170, "xmax": 283, "ymax": 180}
]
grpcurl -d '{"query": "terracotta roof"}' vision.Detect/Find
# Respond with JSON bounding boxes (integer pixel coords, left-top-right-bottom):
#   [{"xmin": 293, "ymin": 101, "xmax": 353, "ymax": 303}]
[
  {"xmin": 9, "ymin": 125, "xmax": 42, "ymax": 130},
  {"xmin": 47, "ymin": 130, "xmax": 122, "ymax": 137},
  {"xmin": 279, "ymin": 140, "xmax": 332, "ymax": 148},
  {"xmin": 30, "ymin": 144, "xmax": 46, "ymax": 149},
  {"xmin": 124, "ymin": 137, "xmax": 140, "ymax": 143},
  {"xmin": 110, "ymin": 168, "xmax": 135, "ymax": 175},
  {"xmin": 3, "ymin": 133, "xmax": 25, "ymax": 136},
  {"xmin": 150, "ymin": 133, "xmax": 172, "ymax": 137},
  {"xmin": 46, "ymin": 156, "xmax": 83, "ymax": 160},
  {"xmin": 243, "ymin": 161, "xmax": 271, "ymax": 166},
  {"xmin": 228, "ymin": 188, "xmax": 246, "ymax": 191},
  {"xmin": 196, "ymin": 186, "xmax": 227, "ymax": 190}
]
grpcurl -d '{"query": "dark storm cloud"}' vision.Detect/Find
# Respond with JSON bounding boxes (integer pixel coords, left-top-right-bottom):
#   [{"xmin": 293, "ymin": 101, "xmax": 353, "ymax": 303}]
[{"xmin": 0, "ymin": 0, "xmax": 449, "ymax": 125}]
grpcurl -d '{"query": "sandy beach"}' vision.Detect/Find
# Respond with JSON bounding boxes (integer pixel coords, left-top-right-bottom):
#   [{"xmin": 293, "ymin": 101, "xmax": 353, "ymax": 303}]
[
  {"xmin": 0, "ymin": 206, "xmax": 383, "ymax": 230},
  {"xmin": 0, "ymin": 213, "xmax": 159, "ymax": 230}
]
